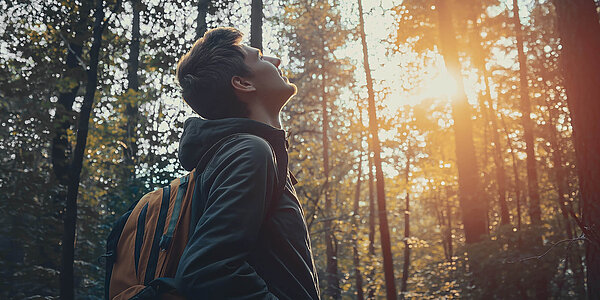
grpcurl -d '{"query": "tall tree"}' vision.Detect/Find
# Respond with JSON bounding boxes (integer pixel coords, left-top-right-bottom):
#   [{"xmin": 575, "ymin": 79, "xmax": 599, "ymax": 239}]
[
  {"xmin": 466, "ymin": 4, "xmax": 510, "ymax": 226},
  {"xmin": 357, "ymin": 0, "xmax": 397, "ymax": 298},
  {"xmin": 351, "ymin": 123, "xmax": 365, "ymax": 300},
  {"xmin": 512, "ymin": 0, "xmax": 542, "ymax": 225},
  {"xmin": 123, "ymin": 0, "xmax": 141, "ymax": 180},
  {"xmin": 59, "ymin": 0, "xmax": 119, "ymax": 298},
  {"xmin": 51, "ymin": 1, "xmax": 92, "ymax": 186},
  {"xmin": 553, "ymin": 0, "xmax": 600, "ymax": 297},
  {"xmin": 435, "ymin": 0, "xmax": 487, "ymax": 244},
  {"xmin": 322, "ymin": 64, "xmax": 340, "ymax": 299},
  {"xmin": 250, "ymin": 0, "xmax": 263, "ymax": 51},
  {"xmin": 400, "ymin": 143, "xmax": 412, "ymax": 299},
  {"xmin": 196, "ymin": 0, "xmax": 210, "ymax": 40}
]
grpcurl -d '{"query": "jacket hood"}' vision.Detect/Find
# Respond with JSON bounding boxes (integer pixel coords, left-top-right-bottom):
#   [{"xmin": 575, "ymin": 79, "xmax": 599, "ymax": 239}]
[{"xmin": 179, "ymin": 117, "xmax": 288, "ymax": 171}]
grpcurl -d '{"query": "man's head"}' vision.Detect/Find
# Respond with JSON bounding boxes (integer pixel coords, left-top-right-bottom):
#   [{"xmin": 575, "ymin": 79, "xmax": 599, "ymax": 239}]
[{"xmin": 176, "ymin": 27, "xmax": 296, "ymax": 120}]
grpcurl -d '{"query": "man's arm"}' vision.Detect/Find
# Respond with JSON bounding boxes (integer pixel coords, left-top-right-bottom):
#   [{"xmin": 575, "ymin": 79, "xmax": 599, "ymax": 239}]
[{"xmin": 175, "ymin": 135, "xmax": 277, "ymax": 299}]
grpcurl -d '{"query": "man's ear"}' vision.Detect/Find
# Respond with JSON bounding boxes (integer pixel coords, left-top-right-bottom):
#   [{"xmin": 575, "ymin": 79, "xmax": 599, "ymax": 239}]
[{"xmin": 231, "ymin": 76, "xmax": 256, "ymax": 93}]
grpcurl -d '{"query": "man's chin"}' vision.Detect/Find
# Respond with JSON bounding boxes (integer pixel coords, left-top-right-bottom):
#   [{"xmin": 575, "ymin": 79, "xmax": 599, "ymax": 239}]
[{"xmin": 288, "ymin": 82, "xmax": 298, "ymax": 97}]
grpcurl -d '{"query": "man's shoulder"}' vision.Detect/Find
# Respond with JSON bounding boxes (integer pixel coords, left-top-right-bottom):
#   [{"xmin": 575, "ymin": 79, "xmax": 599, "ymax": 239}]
[{"xmin": 212, "ymin": 133, "xmax": 275, "ymax": 165}]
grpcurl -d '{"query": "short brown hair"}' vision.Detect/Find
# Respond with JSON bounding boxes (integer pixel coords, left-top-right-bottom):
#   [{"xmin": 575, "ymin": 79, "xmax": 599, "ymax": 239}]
[{"xmin": 176, "ymin": 27, "xmax": 251, "ymax": 119}]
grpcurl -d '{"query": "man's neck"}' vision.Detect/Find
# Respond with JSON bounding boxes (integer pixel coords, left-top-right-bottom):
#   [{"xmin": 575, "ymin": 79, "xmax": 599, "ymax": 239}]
[{"xmin": 247, "ymin": 107, "xmax": 282, "ymax": 129}]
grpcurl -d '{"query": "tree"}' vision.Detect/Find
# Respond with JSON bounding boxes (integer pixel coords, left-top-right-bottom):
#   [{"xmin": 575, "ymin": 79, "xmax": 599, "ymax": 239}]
[
  {"xmin": 357, "ymin": 0, "xmax": 397, "ymax": 298},
  {"xmin": 60, "ymin": 0, "xmax": 121, "ymax": 298},
  {"xmin": 435, "ymin": 0, "xmax": 487, "ymax": 244},
  {"xmin": 553, "ymin": 0, "xmax": 600, "ymax": 297},
  {"xmin": 512, "ymin": 0, "xmax": 542, "ymax": 226},
  {"xmin": 196, "ymin": 0, "xmax": 210, "ymax": 40},
  {"xmin": 250, "ymin": 0, "xmax": 262, "ymax": 51}
]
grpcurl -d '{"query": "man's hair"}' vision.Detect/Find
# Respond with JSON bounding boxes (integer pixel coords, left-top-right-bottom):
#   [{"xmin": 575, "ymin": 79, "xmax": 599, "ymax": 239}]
[{"xmin": 176, "ymin": 27, "xmax": 251, "ymax": 119}]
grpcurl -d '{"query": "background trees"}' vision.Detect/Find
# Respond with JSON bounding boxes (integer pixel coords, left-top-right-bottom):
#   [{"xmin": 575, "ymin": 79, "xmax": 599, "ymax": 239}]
[{"xmin": 1, "ymin": 0, "xmax": 597, "ymax": 298}]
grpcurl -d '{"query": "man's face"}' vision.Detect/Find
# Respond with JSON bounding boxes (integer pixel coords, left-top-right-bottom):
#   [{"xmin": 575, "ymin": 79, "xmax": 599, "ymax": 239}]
[{"xmin": 240, "ymin": 45, "xmax": 297, "ymax": 109}]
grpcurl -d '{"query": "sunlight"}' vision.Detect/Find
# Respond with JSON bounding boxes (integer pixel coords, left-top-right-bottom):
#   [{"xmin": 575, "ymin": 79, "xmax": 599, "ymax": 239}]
[
  {"xmin": 429, "ymin": 70, "xmax": 458, "ymax": 98},
  {"xmin": 413, "ymin": 68, "xmax": 459, "ymax": 103}
]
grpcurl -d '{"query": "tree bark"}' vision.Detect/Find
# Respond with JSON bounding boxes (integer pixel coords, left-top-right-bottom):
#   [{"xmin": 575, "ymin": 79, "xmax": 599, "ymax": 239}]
[
  {"xmin": 400, "ymin": 147, "xmax": 411, "ymax": 299},
  {"xmin": 250, "ymin": 0, "xmax": 263, "ymax": 51},
  {"xmin": 501, "ymin": 113, "xmax": 523, "ymax": 247},
  {"xmin": 124, "ymin": 0, "xmax": 141, "ymax": 171},
  {"xmin": 196, "ymin": 0, "xmax": 210, "ymax": 40},
  {"xmin": 553, "ymin": 0, "xmax": 600, "ymax": 298},
  {"xmin": 468, "ymin": 13, "xmax": 511, "ymax": 226},
  {"xmin": 436, "ymin": 0, "xmax": 487, "ymax": 244},
  {"xmin": 51, "ymin": 2, "xmax": 92, "ymax": 185},
  {"xmin": 322, "ymin": 72, "xmax": 339, "ymax": 299},
  {"xmin": 512, "ymin": 0, "xmax": 542, "ymax": 225},
  {"xmin": 366, "ymin": 146, "xmax": 376, "ymax": 300},
  {"xmin": 357, "ymin": 0, "xmax": 397, "ymax": 299},
  {"xmin": 352, "ymin": 142, "xmax": 365, "ymax": 300},
  {"xmin": 60, "ymin": 0, "xmax": 113, "ymax": 298}
]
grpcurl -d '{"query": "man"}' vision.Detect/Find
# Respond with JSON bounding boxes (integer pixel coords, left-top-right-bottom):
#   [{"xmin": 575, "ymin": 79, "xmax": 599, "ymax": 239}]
[{"xmin": 174, "ymin": 27, "xmax": 320, "ymax": 299}]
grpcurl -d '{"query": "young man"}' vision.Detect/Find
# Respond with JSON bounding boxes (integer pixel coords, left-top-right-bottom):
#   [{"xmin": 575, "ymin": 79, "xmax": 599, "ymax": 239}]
[{"xmin": 174, "ymin": 27, "xmax": 320, "ymax": 299}]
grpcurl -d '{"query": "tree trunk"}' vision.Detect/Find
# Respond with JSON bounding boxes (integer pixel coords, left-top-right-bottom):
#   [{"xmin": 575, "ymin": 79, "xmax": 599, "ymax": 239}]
[
  {"xmin": 51, "ymin": 2, "xmax": 92, "ymax": 185},
  {"xmin": 60, "ymin": 0, "xmax": 110, "ymax": 298},
  {"xmin": 250, "ymin": 0, "xmax": 263, "ymax": 51},
  {"xmin": 553, "ymin": 0, "xmax": 600, "ymax": 297},
  {"xmin": 322, "ymin": 73, "xmax": 339, "ymax": 299},
  {"xmin": 357, "ymin": 0, "xmax": 397, "ymax": 299},
  {"xmin": 546, "ymin": 98, "xmax": 573, "ymax": 240},
  {"xmin": 124, "ymin": 0, "xmax": 141, "ymax": 174},
  {"xmin": 366, "ymin": 147, "xmax": 376, "ymax": 299},
  {"xmin": 512, "ymin": 0, "xmax": 542, "ymax": 225},
  {"xmin": 501, "ymin": 113, "xmax": 523, "ymax": 246},
  {"xmin": 400, "ymin": 148, "xmax": 411, "ymax": 299},
  {"xmin": 469, "ymin": 14, "xmax": 511, "ymax": 226},
  {"xmin": 352, "ymin": 140, "xmax": 365, "ymax": 300},
  {"xmin": 436, "ymin": 0, "xmax": 487, "ymax": 244},
  {"xmin": 196, "ymin": 0, "xmax": 210, "ymax": 40}
]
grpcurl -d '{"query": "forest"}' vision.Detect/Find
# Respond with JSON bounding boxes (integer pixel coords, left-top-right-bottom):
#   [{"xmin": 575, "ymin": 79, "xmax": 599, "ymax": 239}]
[{"xmin": 1, "ymin": 0, "xmax": 599, "ymax": 299}]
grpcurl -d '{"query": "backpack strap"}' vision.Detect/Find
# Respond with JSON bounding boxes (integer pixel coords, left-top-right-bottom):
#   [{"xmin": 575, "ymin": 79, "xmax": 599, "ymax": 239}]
[
  {"xmin": 143, "ymin": 184, "xmax": 171, "ymax": 285},
  {"xmin": 159, "ymin": 174, "xmax": 190, "ymax": 251}
]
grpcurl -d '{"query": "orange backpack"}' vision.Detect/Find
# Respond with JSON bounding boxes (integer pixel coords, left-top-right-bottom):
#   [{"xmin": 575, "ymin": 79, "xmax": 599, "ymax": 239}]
[{"xmin": 103, "ymin": 134, "xmax": 285, "ymax": 300}]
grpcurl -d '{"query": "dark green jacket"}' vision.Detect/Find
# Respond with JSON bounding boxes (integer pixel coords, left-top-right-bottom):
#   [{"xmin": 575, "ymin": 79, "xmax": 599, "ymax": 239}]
[{"xmin": 175, "ymin": 117, "xmax": 320, "ymax": 299}]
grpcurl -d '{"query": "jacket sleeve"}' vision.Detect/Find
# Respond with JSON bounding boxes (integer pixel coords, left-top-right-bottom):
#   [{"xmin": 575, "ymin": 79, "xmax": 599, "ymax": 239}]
[{"xmin": 175, "ymin": 135, "xmax": 278, "ymax": 299}]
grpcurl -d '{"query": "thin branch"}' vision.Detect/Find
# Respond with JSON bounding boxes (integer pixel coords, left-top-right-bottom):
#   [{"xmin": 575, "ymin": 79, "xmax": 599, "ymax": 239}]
[{"xmin": 503, "ymin": 236, "xmax": 587, "ymax": 264}]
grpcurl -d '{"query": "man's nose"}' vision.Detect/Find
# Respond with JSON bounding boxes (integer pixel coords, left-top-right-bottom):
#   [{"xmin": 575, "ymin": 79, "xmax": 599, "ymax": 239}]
[{"xmin": 265, "ymin": 56, "xmax": 281, "ymax": 68}]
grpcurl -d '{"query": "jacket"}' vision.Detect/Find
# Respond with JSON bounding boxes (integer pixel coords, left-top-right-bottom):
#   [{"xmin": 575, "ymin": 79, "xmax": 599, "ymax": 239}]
[{"xmin": 175, "ymin": 117, "xmax": 320, "ymax": 299}]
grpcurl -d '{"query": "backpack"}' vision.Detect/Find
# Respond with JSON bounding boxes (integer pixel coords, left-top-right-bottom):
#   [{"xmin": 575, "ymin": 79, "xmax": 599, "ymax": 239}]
[{"xmin": 103, "ymin": 134, "xmax": 286, "ymax": 300}]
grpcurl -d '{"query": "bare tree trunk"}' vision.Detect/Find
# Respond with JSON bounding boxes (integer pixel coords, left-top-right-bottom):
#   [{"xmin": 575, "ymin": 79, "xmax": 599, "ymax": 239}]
[
  {"xmin": 512, "ymin": 0, "xmax": 542, "ymax": 225},
  {"xmin": 546, "ymin": 98, "xmax": 573, "ymax": 240},
  {"xmin": 400, "ymin": 147, "xmax": 411, "ymax": 299},
  {"xmin": 352, "ymin": 135, "xmax": 365, "ymax": 300},
  {"xmin": 366, "ymin": 147, "xmax": 377, "ymax": 299},
  {"xmin": 52, "ymin": 0, "xmax": 92, "ymax": 188},
  {"xmin": 436, "ymin": 0, "xmax": 487, "ymax": 244},
  {"xmin": 196, "ymin": 0, "xmax": 210, "ymax": 40},
  {"xmin": 321, "ymin": 73, "xmax": 340, "ymax": 299},
  {"xmin": 357, "ymin": 0, "xmax": 397, "ymax": 298},
  {"xmin": 469, "ymin": 14, "xmax": 511, "ymax": 225},
  {"xmin": 501, "ymin": 114, "xmax": 523, "ymax": 247},
  {"xmin": 60, "ymin": 0, "xmax": 114, "ymax": 298},
  {"xmin": 250, "ymin": 0, "xmax": 263, "ymax": 51},
  {"xmin": 124, "ymin": 0, "xmax": 141, "ymax": 177},
  {"xmin": 553, "ymin": 1, "xmax": 600, "ymax": 298},
  {"xmin": 445, "ymin": 186, "xmax": 453, "ymax": 262}
]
